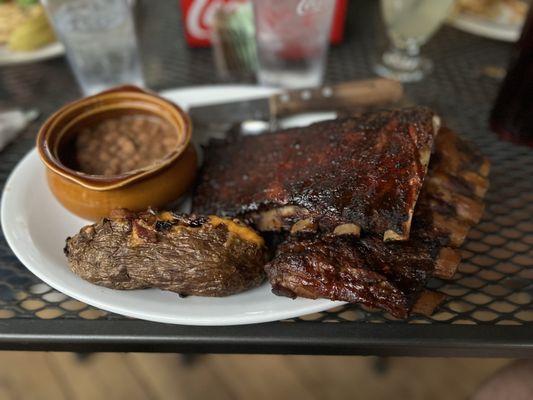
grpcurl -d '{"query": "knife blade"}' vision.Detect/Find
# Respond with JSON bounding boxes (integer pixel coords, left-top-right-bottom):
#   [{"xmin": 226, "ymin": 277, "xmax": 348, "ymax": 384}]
[
  {"xmin": 188, "ymin": 78, "xmax": 404, "ymax": 127},
  {"xmin": 189, "ymin": 97, "xmax": 272, "ymax": 127}
]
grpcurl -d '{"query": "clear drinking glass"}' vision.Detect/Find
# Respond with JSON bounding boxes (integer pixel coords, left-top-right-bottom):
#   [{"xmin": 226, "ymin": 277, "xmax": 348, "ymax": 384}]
[
  {"xmin": 252, "ymin": 0, "xmax": 335, "ymax": 88},
  {"xmin": 41, "ymin": 0, "xmax": 144, "ymax": 95},
  {"xmin": 375, "ymin": 0, "xmax": 455, "ymax": 82}
]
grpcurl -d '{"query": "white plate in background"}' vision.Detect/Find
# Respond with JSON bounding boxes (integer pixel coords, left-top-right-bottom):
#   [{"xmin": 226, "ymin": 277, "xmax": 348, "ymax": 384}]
[
  {"xmin": 0, "ymin": 42, "xmax": 64, "ymax": 66},
  {"xmin": 448, "ymin": 12, "xmax": 523, "ymax": 42}
]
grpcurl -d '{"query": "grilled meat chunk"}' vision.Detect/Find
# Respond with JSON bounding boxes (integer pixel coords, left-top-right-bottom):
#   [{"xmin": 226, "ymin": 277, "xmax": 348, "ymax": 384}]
[
  {"xmin": 64, "ymin": 209, "xmax": 267, "ymax": 297},
  {"xmin": 194, "ymin": 107, "xmax": 440, "ymax": 241},
  {"xmin": 265, "ymin": 128, "xmax": 490, "ymax": 317},
  {"xmin": 266, "ymin": 235, "xmax": 447, "ymax": 318}
]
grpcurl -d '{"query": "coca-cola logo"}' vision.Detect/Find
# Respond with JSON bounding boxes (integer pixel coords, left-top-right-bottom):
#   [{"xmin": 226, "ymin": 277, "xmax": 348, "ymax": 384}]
[
  {"xmin": 296, "ymin": 0, "xmax": 325, "ymax": 15},
  {"xmin": 186, "ymin": 0, "xmax": 222, "ymax": 40}
]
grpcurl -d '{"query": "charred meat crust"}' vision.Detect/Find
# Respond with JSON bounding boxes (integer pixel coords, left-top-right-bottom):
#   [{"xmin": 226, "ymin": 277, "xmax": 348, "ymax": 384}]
[
  {"xmin": 64, "ymin": 210, "xmax": 267, "ymax": 297},
  {"xmin": 193, "ymin": 107, "xmax": 438, "ymax": 240}
]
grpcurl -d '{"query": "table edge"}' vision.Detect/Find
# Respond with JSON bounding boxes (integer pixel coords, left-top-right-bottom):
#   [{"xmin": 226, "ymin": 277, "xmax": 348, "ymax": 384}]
[{"xmin": 0, "ymin": 320, "xmax": 530, "ymax": 357}]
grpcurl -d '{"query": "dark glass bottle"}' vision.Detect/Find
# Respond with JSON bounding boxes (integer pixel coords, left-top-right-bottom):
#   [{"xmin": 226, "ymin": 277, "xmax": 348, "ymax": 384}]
[{"xmin": 490, "ymin": 5, "xmax": 533, "ymax": 147}]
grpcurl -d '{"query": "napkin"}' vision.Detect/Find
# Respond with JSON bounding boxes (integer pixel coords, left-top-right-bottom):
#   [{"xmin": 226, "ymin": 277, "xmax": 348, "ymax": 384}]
[{"xmin": 0, "ymin": 109, "xmax": 38, "ymax": 151}]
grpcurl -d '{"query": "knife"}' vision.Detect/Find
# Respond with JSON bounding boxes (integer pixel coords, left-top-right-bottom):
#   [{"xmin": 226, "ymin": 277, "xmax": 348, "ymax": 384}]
[{"xmin": 188, "ymin": 78, "xmax": 404, "ymax": 127}]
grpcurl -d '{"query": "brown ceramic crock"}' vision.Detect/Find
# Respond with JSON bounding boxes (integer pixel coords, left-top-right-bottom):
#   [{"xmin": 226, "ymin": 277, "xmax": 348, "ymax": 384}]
[{"xmin": 37, "ymin": 85, "xmax": 197, "ymax": 221}]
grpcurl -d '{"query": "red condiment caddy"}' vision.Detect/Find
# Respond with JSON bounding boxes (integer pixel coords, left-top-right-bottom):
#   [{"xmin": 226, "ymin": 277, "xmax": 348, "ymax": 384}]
[{"xmin": 180, "ymin": 0, "xmax": 348, "ymax": 48}]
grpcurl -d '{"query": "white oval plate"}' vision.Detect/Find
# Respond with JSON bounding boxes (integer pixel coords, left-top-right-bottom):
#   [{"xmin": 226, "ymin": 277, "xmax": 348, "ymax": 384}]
[{"xmin": 1, "ymin": 85, "xmax": 344, "ymax": 326}]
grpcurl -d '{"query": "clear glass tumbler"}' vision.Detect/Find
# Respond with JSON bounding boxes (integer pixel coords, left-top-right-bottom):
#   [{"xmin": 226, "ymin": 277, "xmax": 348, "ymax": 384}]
[
  {"xmin": 42, "ymin": 0, "xmax": 144, "ymax": 95},
  {"xmin": 375, "ymin": 0, "xmax": 455, "ymax": 82},
  {"xmin": 252, "ymin": 0, "xmax": 335, "ymax": 88}
]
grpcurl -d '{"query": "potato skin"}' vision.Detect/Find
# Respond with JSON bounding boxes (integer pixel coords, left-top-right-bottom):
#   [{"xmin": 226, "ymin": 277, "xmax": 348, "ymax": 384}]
[{"xmin": 64, "ymin": 210, "xmax": 267, "ymax": 297}]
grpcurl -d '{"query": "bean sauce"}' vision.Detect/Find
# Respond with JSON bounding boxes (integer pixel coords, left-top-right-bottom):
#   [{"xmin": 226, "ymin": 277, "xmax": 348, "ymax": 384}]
[{"xmin": 73, "ymin": 115, "xmax": 178, "ymax": 176}]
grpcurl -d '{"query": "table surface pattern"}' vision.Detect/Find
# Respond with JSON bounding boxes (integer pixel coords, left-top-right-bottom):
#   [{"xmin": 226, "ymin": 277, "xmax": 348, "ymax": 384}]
[{"xmin": 0, "ymin": 0, "xmax": 530, "ymax": 355}]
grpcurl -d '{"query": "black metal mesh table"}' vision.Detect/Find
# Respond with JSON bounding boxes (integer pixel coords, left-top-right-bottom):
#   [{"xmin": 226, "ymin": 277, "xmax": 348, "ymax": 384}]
[{"xmin": 0, "ymin": 0, "xmax": 531, "ymax": 356}]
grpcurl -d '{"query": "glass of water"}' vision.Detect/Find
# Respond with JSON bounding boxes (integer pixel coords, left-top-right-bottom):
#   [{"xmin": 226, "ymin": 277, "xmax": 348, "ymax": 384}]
[
  {"xmin": 251, "ymin": 0, "xmax": 335, "ymax": 88},
  {"xmin": 42, "ymin": 0, "xmax": 144, "ymax": 95},
  {"xmin": 375, "ymin": 0, "xmax": 455, "ymax": 82}
]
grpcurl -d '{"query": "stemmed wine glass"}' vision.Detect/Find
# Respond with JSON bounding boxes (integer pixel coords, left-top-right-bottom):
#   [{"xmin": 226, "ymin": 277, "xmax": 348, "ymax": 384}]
[{"xmin": 375, "ymin": 0, "xmax": 456, "ymax": 82}]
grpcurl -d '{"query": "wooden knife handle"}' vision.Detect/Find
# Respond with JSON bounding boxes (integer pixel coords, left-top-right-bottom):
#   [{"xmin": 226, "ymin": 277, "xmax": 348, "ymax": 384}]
[{"xmin": 270, "ymin": 78, "xmax": 404, "ymax": 117}]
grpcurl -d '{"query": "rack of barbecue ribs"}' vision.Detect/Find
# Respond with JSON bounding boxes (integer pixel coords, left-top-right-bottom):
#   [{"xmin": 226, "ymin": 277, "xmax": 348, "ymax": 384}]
[
  {"xmin": 265, "ymin": 128, "xmax": 490, "ymax": 318},
  {"xmin": 194, "ymin": 107, "xmax": 441, "ymax": 241},
  {"xmin": 193, "ymin": 107, "xmax": 490, "ymax": 317}
]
